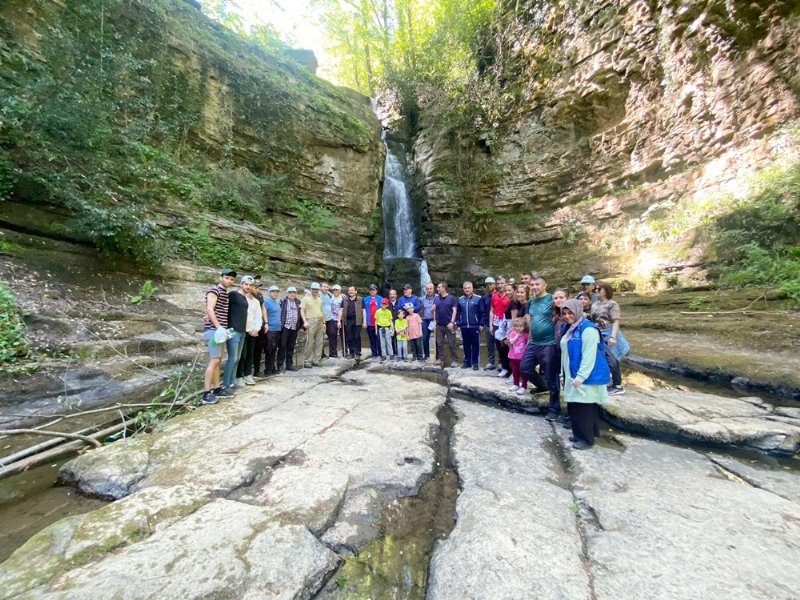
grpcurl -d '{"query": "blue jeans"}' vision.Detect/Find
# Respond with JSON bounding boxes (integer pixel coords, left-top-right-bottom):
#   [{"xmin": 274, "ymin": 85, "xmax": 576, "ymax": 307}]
[
  {"xmin": 461, "ymin": 327, "xmax": 480, "ymax": 367},
  {"xmin": 422, "ymin": 319, "xmax": 433, "ymax": 359},
  {"xmin": 223, "ymin": 331, "xmax": 245, "ymax": 388},
  {"xmin": 378, "ymin": 327, "xmax": 394, "ymax": 357},
  {"xmin": 520, "ymin": 343, "xmax": 560, "ymax": 414}
]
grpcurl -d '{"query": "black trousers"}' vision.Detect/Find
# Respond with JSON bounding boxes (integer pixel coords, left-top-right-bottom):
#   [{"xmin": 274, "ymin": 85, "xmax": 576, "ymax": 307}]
[
  {"xmin": 278, "ymin": 327, "xmax": 299, "ymax": 369},
  {"xmin": 367, "ymin": 326, "xmax": 380, "ymax": 357},
  {"xmin": 265, "ymin": 331, "xmax": 280, "ymax": 373},
  {"xmin": 326, "ymin": 319, "xmax": 339, "ymax": 357},
  {"xmin": 495, "ymin": 338, "xmax": 511, "ymax": 372},
  {"xmin": 568, "ymin": 403, "xmax": 601, "ymax": 445},
  {"xmin": 409, "ymin": 337, "xmax": 423, "ymax": 360},
  {"xmin": 345, "ymin": 320, "xmax": 360, "ymax": 357},
  {"xmin": 605, "ymin": 347, "xmax": 622, "ymax": 386},
  {"xmin": 520, "ymin": 343, "xmax": 560, "ymax": 414},
  {"xmin": 252, "ymin": 330, "xmax": 267, "ymax": 374},
  {"xmin": 236, "ymin": 334, "xmax": 255, "ymax": 377}
]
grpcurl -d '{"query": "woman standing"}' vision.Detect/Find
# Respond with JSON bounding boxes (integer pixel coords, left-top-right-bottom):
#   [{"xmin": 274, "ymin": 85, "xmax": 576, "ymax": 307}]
[
  {"xmin": 591, "ymin": 282, "xmax": 627, "ymax": 395},
  {"xmin": 560, "ymin": 299, "xmax": 610, "ymax": 449}
]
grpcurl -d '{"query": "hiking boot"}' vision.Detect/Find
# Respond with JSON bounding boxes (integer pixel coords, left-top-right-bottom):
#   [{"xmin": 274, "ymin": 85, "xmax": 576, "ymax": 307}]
[
  {"xmin": 201, "ymin": 391, "xmax": 218, "ymax": 405},
  {"xmin": 484, "ymin": 364, "xmax": 496, "ymax": 371},
  {"xmin": 572, "ymin": 439, "xmax": 593, "ymax": 450},
  {"xmin": 217, "ymin": 387, "xmax": 236, "ymax": 398},
  {"xmin": 608, "ymin": 385, "xmax": 625, "ymax": 396},
  {"xmin": 545, "ymin": 411, "xmax": 559, "ymax": 422},
  {"xmin": 243, "ymin": 375, "xmax": 256, "ymax": 385}
]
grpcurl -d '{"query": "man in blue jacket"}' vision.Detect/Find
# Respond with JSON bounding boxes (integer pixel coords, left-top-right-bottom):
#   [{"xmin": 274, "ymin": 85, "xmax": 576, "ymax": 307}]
[
  {"xmin": 457, "ymin": 281, "xmax": 484, "ymax": 370},
  {"xmin": 362, "ymin": 284, "xmax": 383, "ymax": 358}
]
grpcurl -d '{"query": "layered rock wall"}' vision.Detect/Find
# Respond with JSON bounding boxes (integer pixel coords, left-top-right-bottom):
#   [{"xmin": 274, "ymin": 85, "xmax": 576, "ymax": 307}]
[{"xmin": 415, "ymin": 0, "xmax": 800, "ymax": 287}]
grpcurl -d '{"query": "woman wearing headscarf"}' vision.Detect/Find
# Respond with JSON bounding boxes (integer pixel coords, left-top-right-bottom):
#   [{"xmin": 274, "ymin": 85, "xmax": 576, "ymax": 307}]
[{"xmin": 559, "ymin": 298, "xmax": 610, "ymax": 449}]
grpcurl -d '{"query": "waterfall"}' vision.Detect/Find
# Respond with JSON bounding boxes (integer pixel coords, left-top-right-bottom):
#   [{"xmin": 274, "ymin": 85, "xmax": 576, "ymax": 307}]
[
  {"xmin": 419, "ymin": 258, "xmax": 432, "ymax": 287},
  {"xmin": 381, "ymin": 131, "xmax": 416, "ymax": 259}
]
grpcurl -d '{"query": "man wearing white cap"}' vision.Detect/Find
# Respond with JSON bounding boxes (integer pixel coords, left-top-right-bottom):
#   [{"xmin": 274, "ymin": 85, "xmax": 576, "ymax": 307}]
[{"xmin": 301, "ymin": 282, "xmax": 324, "ymax": 367}]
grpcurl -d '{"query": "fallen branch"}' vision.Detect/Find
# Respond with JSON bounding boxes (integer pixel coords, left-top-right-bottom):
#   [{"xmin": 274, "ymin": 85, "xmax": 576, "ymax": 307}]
[{"xmin": 0, "ymin": 428, "xmax": 102, "ymax": 448}]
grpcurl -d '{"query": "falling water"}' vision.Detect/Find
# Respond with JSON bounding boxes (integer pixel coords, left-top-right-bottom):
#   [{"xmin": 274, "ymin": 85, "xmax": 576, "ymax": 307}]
[
  {"xmin": 381, "ymin": 131, "xmax": 416, "ymax": 259},
  {"xmin": 419, "ymin": 258, "xmax": 432, "ymax": 287}
]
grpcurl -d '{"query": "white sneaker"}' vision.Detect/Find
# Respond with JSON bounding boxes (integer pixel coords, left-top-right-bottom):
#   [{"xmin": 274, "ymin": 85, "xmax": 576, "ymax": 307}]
[
  {"xmin": 243, "ymin": 375, "xmax": 256, "ymax": 385},
  {"xmin": 507, "ymin": 385, "xmax": 519, "ymax": 392},
  {"xmin": 515, "ymin": 387, "xmax": 527, "ymax": 396},
  {"xmin": 496, "ymin": 369, "xmax": 508, "ymax": 378},
  {"xmin": 234, "ymin": 377, "xmax": 245, "ymax": 388},
  {"xmin": 507, "ymin": 376, "xmax": 514, "ymax": 384}
]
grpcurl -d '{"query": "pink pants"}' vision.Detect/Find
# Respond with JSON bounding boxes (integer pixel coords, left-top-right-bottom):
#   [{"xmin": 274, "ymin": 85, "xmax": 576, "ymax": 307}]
[{"xmin": 510, "ymin": 358, "xmax": 527, "ymax": 388}]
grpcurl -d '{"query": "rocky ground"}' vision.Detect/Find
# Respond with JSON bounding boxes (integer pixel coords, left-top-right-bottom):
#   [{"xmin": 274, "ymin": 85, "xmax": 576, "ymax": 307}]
[{"xmin": 2, "ymin": 360, "xmax": 799, "ymax": 599}]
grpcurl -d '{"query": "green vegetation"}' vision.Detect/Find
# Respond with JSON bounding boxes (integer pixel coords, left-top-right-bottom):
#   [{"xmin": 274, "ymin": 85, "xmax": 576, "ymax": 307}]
[
  {"xmin": 130, "ymin": 280, "xmax": 158, "ymax": 304},
  {"xmin": 0, "ymin": 281, "xmax": 29, "ymax": 365},
  {"xmin": 705, "ymin": 160, "xmax": 800, "ymax": 306},
  {"xmin": 0, "ymin": 0, "xmax": 375, "ymax": 272}
]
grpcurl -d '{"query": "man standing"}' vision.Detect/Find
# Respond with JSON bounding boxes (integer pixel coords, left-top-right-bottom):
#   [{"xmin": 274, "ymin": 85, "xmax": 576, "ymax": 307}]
[
  {"xmin": 457, "ymin": 281, "xmax": 484, "ymax": 370},
  {"xmin": 433, "ymin": 282, "xmax": 458, "ymax": 367},
  {"xmin": 223, "ymin": 275, "xmax": 250, "ymax": 392},
  {"xmin": 301, "ymin": 282, "xmax": 324, "ymax": 367},
  {"xmin": 263, "ymin": 285, "xmax": 282, "ymax": 375},
  {"xmin": 329, "ymin": 284, "xmax": 344, "ymax": 358},
  {"xmin": 480, "ymin": 277, "xmax": 496, "ymax": 370},
  {"xmin": 421, "ymin": 283, "xmax": 436, "ymax": 361},
  {"xmin": 362, "ymin": 284, "xmax": 383, "ymax": 358},
  {"xmin": 521, "ymin": 273, "xmax": 560, "ymax": 421},
  {"xmin": 201, "ymin": 268, "xmax": 236, "ymax": 404},
  {"xmin": 251, "ymin": 280, "xmax": 269, "ymax": 378},
  {"xmin": 580, "ymin": 275, "xmax": 599, "ymax": 302},
  {"xmin": 400, "ymin": 284, "xmax": 422, "ymax": 313},
  {"xmin": 340, "ymin": 285, "xmax": 362, "ymax": 359},
  {"xmin": 319, "ymin": 281, "xmax": 334, "ymax": 360},
  {"xmin": 278, "ymin": 287, "xmax": 303, "ymax": 371}
]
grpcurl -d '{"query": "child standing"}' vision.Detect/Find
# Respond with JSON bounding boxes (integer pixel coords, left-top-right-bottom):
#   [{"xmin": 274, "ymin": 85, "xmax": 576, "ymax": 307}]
[
  {"xmin": 394, "ymin": 308, "xmax": 409, "ymax": 361},
  {"xmin": 507, "ymin": 317, "xmax": 529, "ymax": 395},
  {"xmin": 375, "ymin": 298, "xmax": 395, "ymax": 362},
  {"xmin": 405, "ymin": 303, "xmax": 423, "ymax": 361}
]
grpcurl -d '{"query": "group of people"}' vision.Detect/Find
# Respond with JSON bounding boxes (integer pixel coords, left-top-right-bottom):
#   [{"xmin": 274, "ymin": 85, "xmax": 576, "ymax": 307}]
[{"xmin": 201, "ymin": 269, "xmax": 629, "ymax": 450}]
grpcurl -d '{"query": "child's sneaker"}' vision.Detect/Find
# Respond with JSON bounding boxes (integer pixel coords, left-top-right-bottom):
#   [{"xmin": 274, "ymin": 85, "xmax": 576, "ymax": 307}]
[
  {"xmin": 515, "ymin": 387, "xmax": 527, "ymax": 396},
  {"xmin": 507, "ymin": 385, "xmax": 519, "ymax": 392},
  {"xmin": 608, "ymin": 385, "xmax": 625, "ymax": 396},
  {"xmin": 496, "ymin": 369, "xmax": 508, "ymax": 378}
]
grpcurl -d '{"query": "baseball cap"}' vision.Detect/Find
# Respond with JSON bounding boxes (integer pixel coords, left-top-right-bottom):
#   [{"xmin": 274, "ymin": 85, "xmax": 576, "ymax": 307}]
[
  {"xmin": 213, "ymin": 327, "xmax": 228, "ymax": 344},
  {"xmin": 240, "ymin": 275, "xmax": 255, "ymax": 284},
  {"xmin": 287, "ymin": 286, "xmax": 297, "ymax": 293},
  {"xmin": 369, "ymin": 283, "xmax": 378, "ymax": 290},
  {"xmin": 268, "ymin": 285, "xmax": 279, "ymax": 292},
  {"xmin": 221, "ymin": 268, "xmax": 237, "ymax": 277},
  {"xmin": 485, "ymin": 277, "xmax": 496, "ymax": 284},
  {"xmin": 310, "ymin": 282, "xmax": 321, "ymax": 290},
  {"xmin": 403, "ymin": 283, "xmax": 413, "ymax": 290},
  {"xmin": 332, "ymin": 284, "xmax": 341, "ymax": 290},
  {"xmin": 403, "ymin": 303, "xmax": 414, "ymax": 310},
  {"xmin": 580, "ymin": 275, "xmax": 596, "ymax": 285},
  {"xmin": 381, "ymin": 298, "xmax": 389, "ymax": 305}
]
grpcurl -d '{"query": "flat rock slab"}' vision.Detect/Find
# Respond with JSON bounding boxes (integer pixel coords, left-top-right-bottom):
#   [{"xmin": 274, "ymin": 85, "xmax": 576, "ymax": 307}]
[
  {"xmin": 605, "ymin": 388, "xmax": 800, "ymax": 454},
  {"xmin": 446, "ymin": 368, "xmax": 547, "ymax": 413},
  {"xmin": 1, "ymin": 365, "xmax": 447, "ymax": 599},
  {"xmin": 428, "ymin": 400, "xmax": 589, "ymax": 599},
  {"xmin": 552, "ymin": 428, "xmax": 800, "ymax": 600}
]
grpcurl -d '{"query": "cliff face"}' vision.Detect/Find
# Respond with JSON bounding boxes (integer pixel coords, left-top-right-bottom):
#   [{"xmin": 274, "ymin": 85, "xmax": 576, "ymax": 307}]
[
  {"xmin": 0, "ymin": 0, "xmax": 384, "ymax": 284},
  {"xmin": 414, "ymin": 0, "xmax": 800, "ymax": 288}
]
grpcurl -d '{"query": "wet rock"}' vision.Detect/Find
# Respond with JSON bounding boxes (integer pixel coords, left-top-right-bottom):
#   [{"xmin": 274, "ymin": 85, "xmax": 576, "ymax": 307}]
[
  {"xmin": 604, "ymin": 388, "xmax": 800, "ymax": 454},
  {"xmin": 706, "ymin": 453, "xmax": 800, "ymax": 502},
  {"xmin": 428, "ymin": 400, "xmax": 589, "ymax": 599},
  {"xmin": 28, "ymin": 500, "xmax": 339, "ymax": 600},
  {"xmin": 59, "ymin": 444, "xmax": 149, "ymax": 500}
]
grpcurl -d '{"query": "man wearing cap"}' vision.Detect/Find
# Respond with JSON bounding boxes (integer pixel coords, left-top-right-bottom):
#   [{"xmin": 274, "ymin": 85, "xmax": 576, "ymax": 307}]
[
  {"xmin": 480, "ymin": 277, "xmax": 497, "ymax": 370},
  {"xmin": 328, "ymin": 284, "xmax": 344, "ymax": 358},
  {"xmin": 261, "ymin": 285, "xmax": 282, "ymax": 375},
  {"xmin": 301, "ymin": 282, "xmax": 324, "ymax": 367},
  {"xmin": 421, "ymin": 283, "xmax": 436, "ymax": 361},
  {"xmin": 319, "ymin": 281, "xmax": 336, "ymax": 359},
  {"xmin": 340, "ymin": 285, "xmax": 362, "ymax": 359},
  {"xmin": 223, "ymin": 275, "xmax": 252, "ymax": 391},
  {"xmin": 580, "ymin": 275, "xmax": 599, "ymax": 302},
  {"xmin": 400, "ymin": 284, "xmax": 422, "ymax": 314},
  {"xmin": 362, "ymin": 284, "xmax": 383, "ymax": 358},
  {"xmin": 278, "ymin": 287, "xmax": 303, "ymax": 371},
  {"xmin": 201, "ymin": 268, "xmax": 236, "ymax": 404}
]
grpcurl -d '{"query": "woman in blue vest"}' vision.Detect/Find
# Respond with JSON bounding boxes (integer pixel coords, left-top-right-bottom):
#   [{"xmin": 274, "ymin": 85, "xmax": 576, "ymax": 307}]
[{"xmin": 559, "ymin": 298, "xmax": 610, "ymax": 449}]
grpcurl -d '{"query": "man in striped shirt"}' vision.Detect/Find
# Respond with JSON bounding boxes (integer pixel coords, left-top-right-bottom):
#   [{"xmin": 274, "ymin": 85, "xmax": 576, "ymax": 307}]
[{"xmin": 202, "ymin": 268, "xmax": 236, "ymax": 405}]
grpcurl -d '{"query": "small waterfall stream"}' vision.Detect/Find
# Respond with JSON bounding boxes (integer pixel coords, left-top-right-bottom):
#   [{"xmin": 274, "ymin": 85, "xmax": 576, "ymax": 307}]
[{"xmin": 380, "ymin": 131, "xmax": 429, "ymax": 291}]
